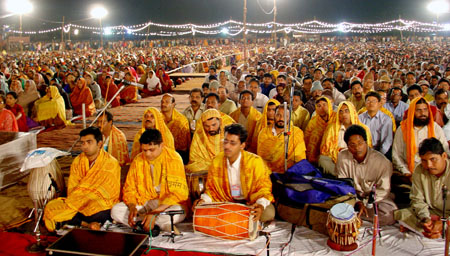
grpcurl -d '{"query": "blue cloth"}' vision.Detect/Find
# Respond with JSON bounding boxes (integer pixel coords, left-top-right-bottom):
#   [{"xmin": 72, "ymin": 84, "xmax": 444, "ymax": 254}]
[
  {"xmin": 358, "ymin": 111, "xmax": 393, "ymax": 154},
  {"xmin": 271, "ymin": 160, "xmax": 356, "ymax": 204},
  {"xmin": 384, "ymin": 101, "xmax": 408, "ymax": 123},
  {"xmin": 260, "ymin": 83, "xmax": 275, "ymax": 97}
]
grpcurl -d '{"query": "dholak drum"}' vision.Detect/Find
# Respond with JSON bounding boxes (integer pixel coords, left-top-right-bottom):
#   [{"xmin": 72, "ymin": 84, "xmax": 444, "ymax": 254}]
[
  {"xmin": 326, "ymin": 203, "xmax": 361, "ymax": 251},
  {"xmin": 193, "ymin": 203, "xmax": 258, "ymax": 240},
  {"xmin": 27, "ymin": 159, "xmax": 65, "ymax": 208},
  {"xmin": 186, "ymin": 170, "xmax": 208, "ymax": 201}
]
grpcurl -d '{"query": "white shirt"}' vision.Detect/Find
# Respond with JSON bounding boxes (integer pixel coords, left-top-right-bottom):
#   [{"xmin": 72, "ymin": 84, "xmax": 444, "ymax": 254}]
[
  {"xmin": 200, "ymin": 152, "xmax": 270, "ymax": 209},
  {"xmin": 253, "ymin": 92, "xmax": 269, "ymax": 113}
]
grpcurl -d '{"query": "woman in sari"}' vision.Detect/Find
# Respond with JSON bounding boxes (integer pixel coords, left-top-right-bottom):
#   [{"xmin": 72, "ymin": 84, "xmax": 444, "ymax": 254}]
[
  {"xmin": 156, "ymin": 68, "xmax": 173, "ymax": 93},
  {"xmin": 5, "ymin": 92, "xmax": 28, "ymax": 132},
  {"xmin": 34, "ymin": 86, "xmax": 70, "ymax": 129},
  {"xmin": 100, "ymin": 76, "xmax": 121, "ymax": 108},
  {"xmin": 142, "ymin": 70, "xmax": 161, "ymax": 96},
  {"xmin": 18, "ymin": 80, "xmax": 40, "ymax": 117},
  {"xmin": 0, "ymin": 94, "xmax": 18, "ymax": 132},
  {"xmin": 69, "ymin": 77, "xmax": 96, "ymax": 117}
]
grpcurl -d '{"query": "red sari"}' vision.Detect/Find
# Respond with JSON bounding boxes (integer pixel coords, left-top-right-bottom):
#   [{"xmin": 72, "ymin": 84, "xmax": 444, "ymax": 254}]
[
  {"xmin": 100, "ymin": 78, "xmax": 121, "ymax": 108},
  {"xmin": 69, "ymin": 78, "xmax": 96, "ymax": 117},
  {"xmin": 120, "ymin": 67, "xmax": 139, "ymax": 104},
  {"xmin": 0, "ymin": 109, "xmax": 18, "ymax": 132},
  {"xmin": 6, "ymin": 104, "xmax": 28, "ymax": 132},
  {"xmin": 157, "ymin": 68, "xmax": 173, "ymax": 93}
]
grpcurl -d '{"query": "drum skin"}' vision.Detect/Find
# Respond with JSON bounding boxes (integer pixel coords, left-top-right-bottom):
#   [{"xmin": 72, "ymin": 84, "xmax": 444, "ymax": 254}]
[
  {"xmin": 193, "ymin": 203, "xmax": 258, "ymax": 240},
  {"xmin": 27, "ymin": 159, "xmax": 65, "ymax": 208}
]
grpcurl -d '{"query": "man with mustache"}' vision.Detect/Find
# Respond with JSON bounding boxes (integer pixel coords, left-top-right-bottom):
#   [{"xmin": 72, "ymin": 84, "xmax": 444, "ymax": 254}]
[
  {"xmin": 161, "ymin": 94, "xmax": 191, "ymax": 164},
  {"xmin": 131, "ymin": 107, "xmax": 175, "ymax": 160},
  {"xmin": 336, "ymin": 125, "xmax": 397, "ymax": 226},
  {"xmin": 183, "ymin": 88, "xmax": 205, "ymax": 133},
  {"xmin": 392, "ymin": 97, "xmax": 449, "ymax": 177},
  {"xmin": 230, "ymin": 90, "xmax": 262, "ymax": 149},
  {"xmin": 349, "ymin": 80, "xmax": 366, "ymax": 112},
  {"xmin": 193, "ymin": 124, "xmax": 275, "ymax": 224},
  {"xmin": 395, "ymin": 138, "xmax": 450, "ymax": 239},
  {"xmin": 186, "ymin": 109, "xmax": 224, "ymax": 173},
  {"xmin": 204, "ymin": 92, "xmax": 235, "ymax": 127},
  {"xmin": 257, "ymin": 105, "xmax": 306, "ymax": 173}
]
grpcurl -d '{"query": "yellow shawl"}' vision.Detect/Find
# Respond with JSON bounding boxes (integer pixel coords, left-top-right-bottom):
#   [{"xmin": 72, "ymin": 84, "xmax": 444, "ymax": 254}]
[
  {"xmin": 186, "ymin": 109, "xmax": 224, "ymax": 173},
  {"xmin": 165, "ymin": 108, "xmax": 191, "ymax": 152},
  {"xmin": 131, "ymin": 107, "xmax": 175, "ymax": 160},
  {"xmin": 123, "ymin": 147, "xmax": 188, "ymax": 207},
  {"xmin": 320, "ymin": 101, "xmax": 372, "ymax": 163},
  {"xmin": 250, "ymin": 99, "xmax": 280, "ymax": 153},
  {"xmin": 108, "ymin": 125, "xmax": 130, "ymax": 166},
  {"xmin": 35, "ymin": 86, "xmax": 70, "ymax": 124},
  {"xmin": 305, "ymin": 96, "xmax": 333, "ymax": 164},
  {"xmin": 65, "ymin": 150, "xmax": 121, "ymax": 216},
  {"xmin": 401, "ymin": 97, "xmax": 435, "ymax": 173},
  {"xmin": 229, "ymin": 106, "xmax": 262, "ymax": 148},
  {"xmin": 257, "ymin": 124, "xmax": 306, "ymax": 173},
  {"xmin": 205, "ymin": 150, "xmax": 274, "ymax": 204}
]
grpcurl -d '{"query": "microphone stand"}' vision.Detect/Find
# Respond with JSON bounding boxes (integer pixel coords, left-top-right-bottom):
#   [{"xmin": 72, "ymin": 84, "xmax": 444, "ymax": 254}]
[
  {"xmin": 371, "ymin": 185, "xmax": 378, "ymax": 256},
  {"xmin": 442, "ymin": 185, "xmax": 448, "ymax": 256},
  {"xmin": 27, "ymin": 175, "xmax": 57, "ymax": 253},
  {"xmin": 283, "ymin": 86, "xmax": 294, "ymax": 173},
  {"xmin": 161, "ymin": 210, "xmax": 184, "ymax": 243}
]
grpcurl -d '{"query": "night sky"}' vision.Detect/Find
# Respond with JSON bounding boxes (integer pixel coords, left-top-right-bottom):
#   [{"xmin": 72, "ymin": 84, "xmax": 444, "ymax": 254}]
[{"xmin": 1, "ymin": 0, "xmax": 449, "ymax": 30}]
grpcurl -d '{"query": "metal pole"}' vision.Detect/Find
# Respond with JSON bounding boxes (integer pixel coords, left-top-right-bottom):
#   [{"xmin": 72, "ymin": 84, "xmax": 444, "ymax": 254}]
[
  {"xmin": 99, "ymin": 18, "xmax": 103, "ymax": 48},
  {"xmin": 61, "ymin": 16, "xmax": 65, "ymax": 46},
  {"xmin": 243, "ymin": 0, "xmax": 248, "ymax": 65},
  {"xmin": 284, "ymin": 102, "xmax": 288, "ymax": 172},
  {"xmin": 82, "ymin": 103, "xmax": 86, "ymax": 129},
  {"xmin": 19, "ymin": 14, "xmax": 23, "ymax": 52},
  {"xmin": 273, "ymin": 0, "xmax": 277, "ymax": 47},
  {"xmin": 399, "ymin": 15, "xmax": 403, "ymax": 42}
]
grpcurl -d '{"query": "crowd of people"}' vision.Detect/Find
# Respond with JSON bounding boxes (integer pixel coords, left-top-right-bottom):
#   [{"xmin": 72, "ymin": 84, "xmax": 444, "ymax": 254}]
[{"xmin": 2, "ymin": 38, "xmax": 450, "ymax": 240}]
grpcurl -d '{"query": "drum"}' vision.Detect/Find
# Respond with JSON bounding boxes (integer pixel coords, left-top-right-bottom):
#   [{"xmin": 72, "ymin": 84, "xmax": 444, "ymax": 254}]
[
  {"xmin": 27, "ymin": 159, "xmax": 65, "ymax": 209},
  {"xmin": 186, "ymin": 170, "xmax": 208, "ymax": 201},
  {"xmin": 326, "ymin": 203, "xmax": 361, "ymax": 251},
  {"xmin": 193, "ymin": 203, "xmax": 258, "ymax": 240}
]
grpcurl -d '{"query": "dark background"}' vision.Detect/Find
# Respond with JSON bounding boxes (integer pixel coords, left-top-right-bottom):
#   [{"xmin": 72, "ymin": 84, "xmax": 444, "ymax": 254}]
[{"xmin": 1, "ymin": 0, "xmax": 448, "ymax": 29}]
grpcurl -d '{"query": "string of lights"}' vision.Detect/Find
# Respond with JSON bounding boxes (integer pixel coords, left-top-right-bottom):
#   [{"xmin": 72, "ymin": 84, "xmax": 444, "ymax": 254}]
[{"xmin": 6, "ymin": 19, "xmax": 450, "ymax": 36}]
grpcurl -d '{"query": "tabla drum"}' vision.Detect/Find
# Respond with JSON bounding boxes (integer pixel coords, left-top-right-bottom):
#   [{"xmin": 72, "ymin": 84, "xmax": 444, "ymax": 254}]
[
  {"xmin": 326, "ymin": 203, "xmax": 361, "ymax": 251},
  {"xmin": 193, "ymin": 202, "xmax": 259, "ymax": 240},
  {"xmin": 27, "ymin": 159, "xmax": 65, "ymax": 208},
  {"xmin": 186, "ymin": 170, "xmax": 208, "ymax": 201}
]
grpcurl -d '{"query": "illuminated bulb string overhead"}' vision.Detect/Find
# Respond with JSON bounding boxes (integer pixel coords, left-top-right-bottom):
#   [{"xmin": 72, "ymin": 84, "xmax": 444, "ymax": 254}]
[{"xmin": 7, "ymin": 19, "xmax": 450, "ymax": 36}]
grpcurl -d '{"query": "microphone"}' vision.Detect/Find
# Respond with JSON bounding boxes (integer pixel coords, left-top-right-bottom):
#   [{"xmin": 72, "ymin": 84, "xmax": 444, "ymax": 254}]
[
  {"xmin": 48, "ymin": 173, "xmax": 60, "ymax": 193},
  {"xmin": 160, "ymin": 210, "xmax": 185, "ymax": 216},
  {"xmin": 113, "ymin": 78, "xmax": 144, "ymax": 89},
  {"xmin": 367, "ymin": 185, "xmax": 376, "ymax": 209}
]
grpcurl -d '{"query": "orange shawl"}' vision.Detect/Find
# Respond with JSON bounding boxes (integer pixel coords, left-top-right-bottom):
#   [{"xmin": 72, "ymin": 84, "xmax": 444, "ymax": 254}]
[
  {"xmin": 250, "ymin": 99, "xmax": 280, "ymax": 153},
  {"xmin": 186, "ymin": 109, "xmax": 224, "ymax": 173},
  {"xmin": 305, "ymin": 96, "xmax": 333, "ymax": 164},
  {"xmin": 320, "ymin": 101, "xmax": 372, "ymax": 163},
  {"xmin": 131, "ymin": 107, "xmax": 175, "ymax": 160},
  {"xmin": 229, "ymin": 106, "xmax": 262, "ymax": 148},
  {"xmin": 401, "ymin": 97, "xmax": 435, "ymax": 173},
  {"xmin": 70, "ymin": 78, "xmax": 96, "ymax": 117},
  {"xmin": 108, "ymin": 125, "xmax": 130, "ymax": 166},
  {"xmin": 165, "ymin": 108, "xmax": 191, "ymax": 152},
  {"xmin": 205, "ymin": 150, "xmax": 274, "ymax": 204},
  {"xmin": 65, "ymin": 150, "xmax": 121, "ymax": 216}
]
